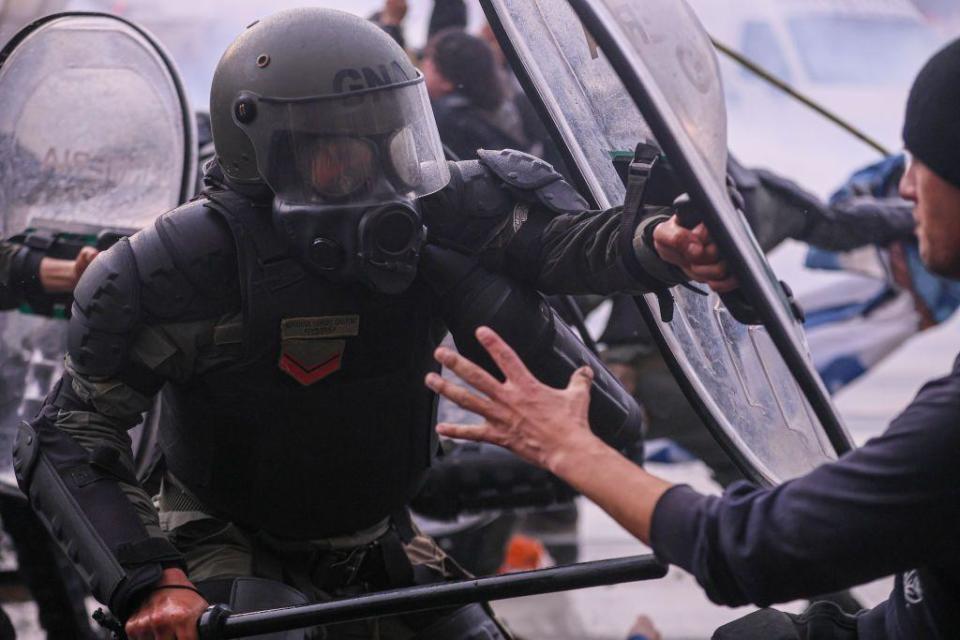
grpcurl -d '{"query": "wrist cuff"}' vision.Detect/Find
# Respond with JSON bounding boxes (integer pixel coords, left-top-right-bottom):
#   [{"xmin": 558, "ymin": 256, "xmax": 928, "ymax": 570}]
[
  {"xmin": 632, "ymin": 215, "xmax": 689, "ymax": 288},
  {"xmin": 11, "ymin": 245, "xmax": 45, "ymax": 297}
]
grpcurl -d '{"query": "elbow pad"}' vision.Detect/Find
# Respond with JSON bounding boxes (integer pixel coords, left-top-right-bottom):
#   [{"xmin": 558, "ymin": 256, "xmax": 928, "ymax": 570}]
[
  {"xmin": 421, "ymin": 245, "xmax": 644, "ymax": 450},
  {"xmin": 424, "ymin": 150, "xmax": 589, "ymax": 257},
  {"xmin": 12, "ymin": 393, "xmax": 183, "ymax": 619}
]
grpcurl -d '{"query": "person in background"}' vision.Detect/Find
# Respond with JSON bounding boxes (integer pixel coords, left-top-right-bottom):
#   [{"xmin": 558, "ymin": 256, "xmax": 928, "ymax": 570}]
[
  {"xmin": 478, "ymin": 22, "xmax": 570, "ymax": 173},
  {"xmin": 429, "ymin": 0, "xmax": 468, "ymax": 39},
  {"xmin": 422, "ymin": 28, "xmax": 530, "ymax": 161},
  {"xmin": 626, "ymin": 615, "xmax": 662, "ymax": 640},
  {"xmin": 369, "ymin": 0, "xmax": 408, "ymax": 49}
]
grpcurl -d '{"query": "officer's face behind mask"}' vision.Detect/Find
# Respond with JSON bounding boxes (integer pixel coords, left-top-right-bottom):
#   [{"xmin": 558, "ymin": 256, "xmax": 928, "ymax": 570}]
[{"xmin": 234, "ymin": 75, "xmax": 450, "ymax": 294}]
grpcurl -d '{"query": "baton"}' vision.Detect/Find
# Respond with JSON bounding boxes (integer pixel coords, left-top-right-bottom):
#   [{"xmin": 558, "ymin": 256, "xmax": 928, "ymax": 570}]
[{"xmin": 197, "ymin": 554, "xmax": 667, "ymax": 639}]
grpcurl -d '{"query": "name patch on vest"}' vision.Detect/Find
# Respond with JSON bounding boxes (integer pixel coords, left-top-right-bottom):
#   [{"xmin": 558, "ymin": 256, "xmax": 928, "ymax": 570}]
[{"xmin": 279, "ymin": 315, "xmax": 360, "ymax": 385}]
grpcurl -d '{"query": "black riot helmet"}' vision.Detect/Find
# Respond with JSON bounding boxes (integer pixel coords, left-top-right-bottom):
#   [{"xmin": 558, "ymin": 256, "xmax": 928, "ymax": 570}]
[{"xmin": 210, "ymin": 8, "xmax": 450, "ymax": 294}]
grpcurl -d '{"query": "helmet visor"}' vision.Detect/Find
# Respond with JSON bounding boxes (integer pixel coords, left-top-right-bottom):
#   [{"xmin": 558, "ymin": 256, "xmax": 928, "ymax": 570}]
[{"xmin": 234, "ymin": 77, "xmax": 449, "ymax": 205}]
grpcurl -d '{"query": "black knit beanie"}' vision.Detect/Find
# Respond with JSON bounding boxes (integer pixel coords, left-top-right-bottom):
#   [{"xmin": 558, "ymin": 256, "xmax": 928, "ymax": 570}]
[{"xmin": 903, "ymin": 37, "xmax": 960, "ymax": 189}]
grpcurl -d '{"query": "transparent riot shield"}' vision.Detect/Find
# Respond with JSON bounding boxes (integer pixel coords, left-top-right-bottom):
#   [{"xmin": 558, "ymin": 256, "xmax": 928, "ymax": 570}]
[
  {"xmin": 0, "ymin": 12, "xmax": 196, "ymax": 493},
  {"xmin": 482, "ymin": 0, "xmax": 853, "ymax": 485}
]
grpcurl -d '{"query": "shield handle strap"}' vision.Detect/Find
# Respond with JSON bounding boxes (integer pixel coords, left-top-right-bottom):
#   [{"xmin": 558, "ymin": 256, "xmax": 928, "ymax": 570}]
[{"xmin": 620, "ymin": 142, "xmax": 678, "ymax": 322}]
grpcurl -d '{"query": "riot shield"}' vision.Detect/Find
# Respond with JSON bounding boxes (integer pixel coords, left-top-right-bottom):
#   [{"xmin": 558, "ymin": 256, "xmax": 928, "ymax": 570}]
[
  {"xmin": 0, "ymin": 12, "xmax": 196, "ymax": 493},
  {"xmin": 481, "ymin": 0, "xmax": 853, "ymax": 485}
]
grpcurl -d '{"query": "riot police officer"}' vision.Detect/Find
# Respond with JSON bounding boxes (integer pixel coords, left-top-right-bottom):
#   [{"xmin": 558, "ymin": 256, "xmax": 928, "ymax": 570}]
[{"xmin": 13, "ymin": 8, "xmax": 729, "ymax": 639}]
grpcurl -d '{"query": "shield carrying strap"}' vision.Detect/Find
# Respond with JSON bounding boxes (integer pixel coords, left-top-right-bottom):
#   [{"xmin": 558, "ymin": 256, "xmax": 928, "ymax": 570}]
[{"xmin": 620, "ymin": 142, "xmax": 680, "ymax": 321}]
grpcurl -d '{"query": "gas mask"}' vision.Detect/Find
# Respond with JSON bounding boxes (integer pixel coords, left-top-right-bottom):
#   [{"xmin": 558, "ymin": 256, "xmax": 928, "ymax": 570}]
[{"xmin": 232, "ymin": 75, "xmax": 450, "ymax": 295}]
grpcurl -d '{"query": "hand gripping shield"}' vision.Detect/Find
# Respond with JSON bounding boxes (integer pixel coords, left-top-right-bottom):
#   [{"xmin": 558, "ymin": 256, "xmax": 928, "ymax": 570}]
[
  {"xmin": 0, "ymin": 12, "xmax": 196, "ymax": 493},
  {"xmin": 481, "ymin": 0, "xmax": 854, "ymax": 484}
]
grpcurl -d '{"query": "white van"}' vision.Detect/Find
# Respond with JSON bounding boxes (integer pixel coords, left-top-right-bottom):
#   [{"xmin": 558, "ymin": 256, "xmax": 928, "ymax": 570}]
[{"xmin": 688, "ymin": 0, "xmax": 942, "ymax": 194}]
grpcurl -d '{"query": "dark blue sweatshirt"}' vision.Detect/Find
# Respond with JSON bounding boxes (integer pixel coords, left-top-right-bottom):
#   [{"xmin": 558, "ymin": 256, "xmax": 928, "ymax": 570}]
[{"xmin": 651, "ymin": 354, "xmax": 960, "ymax": 639}]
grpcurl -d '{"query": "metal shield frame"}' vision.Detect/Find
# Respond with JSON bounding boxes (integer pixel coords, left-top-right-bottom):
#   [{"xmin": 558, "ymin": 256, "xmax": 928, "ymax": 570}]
[{"xmin": 480, "ymin": 0, "xmax": 854, "ymax": 485}]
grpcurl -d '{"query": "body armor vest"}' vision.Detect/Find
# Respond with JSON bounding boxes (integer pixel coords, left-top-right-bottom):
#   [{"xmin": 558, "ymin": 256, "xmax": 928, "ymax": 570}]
[{"xmin": 160, "ymin": 189, "xmax": 444, "ymax": 539}]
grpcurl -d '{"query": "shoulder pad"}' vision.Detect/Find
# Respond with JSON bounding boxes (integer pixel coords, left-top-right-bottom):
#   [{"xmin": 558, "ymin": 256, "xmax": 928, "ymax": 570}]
[
  {"xmin": 477, "ymin": 148, "xmax": 560, "ymax": 190},
  {"xmin": 476, "ymin": 148, "xmax": 589, "ymax": 215},
  {"xmin": 421, "ymin": 161, "xmax": 515, "ymax": 253},
  {"xmin": 456, "ymin": 160, "xmax": 516, "ymax": 219},
  {"xmin": 134, "ymin": 199, "xmax": 238, "ymax": 322},
  {"xmin": 69, "ymin": 238, "xmax": 140, "ymax": 376}
]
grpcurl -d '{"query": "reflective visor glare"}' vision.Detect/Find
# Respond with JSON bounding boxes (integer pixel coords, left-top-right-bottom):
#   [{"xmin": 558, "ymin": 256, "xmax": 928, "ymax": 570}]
[
  {"xmin": 388, "ymin": 127, "xmax": 423, "ymax": 190},
  {"xmin": 301, "ymin": 136, "xmax": 377, "ymax": 199}
]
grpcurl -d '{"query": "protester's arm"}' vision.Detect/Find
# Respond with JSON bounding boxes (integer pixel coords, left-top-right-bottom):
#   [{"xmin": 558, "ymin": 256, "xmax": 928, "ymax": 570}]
[
  {"xmin": 732, "ymin": 157, "xmax": 915, "ymax": 252},
  {"xmin": 425, "ymin": 327, "xmax": 672, "ymax": 538},
  {"xmin": 427, "ymin": 327, "xmax": 960, "ymax": 607},
  {"xmin": 800, "ymin": 195, "xmax": 916, "ymax": 251}
]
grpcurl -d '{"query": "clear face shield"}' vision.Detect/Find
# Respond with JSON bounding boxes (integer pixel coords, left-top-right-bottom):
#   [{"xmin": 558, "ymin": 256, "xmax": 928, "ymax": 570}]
[
  {"xmin": 232, "ymin": 75, "xmax": 448, "ymax": 294},
  {"xmin": 235, "ymin": 76, "xmax": 449, "ymax": 206}
]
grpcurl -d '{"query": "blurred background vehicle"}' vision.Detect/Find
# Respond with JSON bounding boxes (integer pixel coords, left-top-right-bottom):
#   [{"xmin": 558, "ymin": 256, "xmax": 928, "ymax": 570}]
[{"xmin": 689, "ymin": 0, "xmax": 941, "ymax": 196}]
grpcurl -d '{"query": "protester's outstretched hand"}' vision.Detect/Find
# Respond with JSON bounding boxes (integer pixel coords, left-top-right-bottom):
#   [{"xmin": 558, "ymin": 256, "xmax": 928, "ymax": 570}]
[
  {"xmin": 425, "ymin": 326, "xmax": 601, "ymax": 473},
  {"xmin": 651, "ymin": 216, "xmax": 739, "ymax": 292}
]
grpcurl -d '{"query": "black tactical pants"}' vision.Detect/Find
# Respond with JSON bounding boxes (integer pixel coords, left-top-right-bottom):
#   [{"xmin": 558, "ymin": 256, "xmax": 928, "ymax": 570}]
[{"xmin": 165, "ymin": 510, "xmax": 511, "ymax": 639}]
